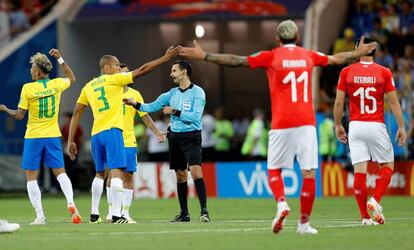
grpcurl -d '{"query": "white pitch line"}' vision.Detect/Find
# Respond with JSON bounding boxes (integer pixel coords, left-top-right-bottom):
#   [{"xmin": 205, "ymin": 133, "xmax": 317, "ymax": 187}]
[
  {"xmin": 48, "ymin": 223, "xmax": 362, "ymax": 236},
  {"xmin": 14, "ymin": 217, "xmax": 414, "ymax": 225}
]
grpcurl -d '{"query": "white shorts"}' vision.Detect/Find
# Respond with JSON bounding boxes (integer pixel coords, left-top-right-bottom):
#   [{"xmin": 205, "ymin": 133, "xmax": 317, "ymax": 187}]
[
  {"xmin": 267, "ymin": 125, "xmax": 318, "ymax": 170},
  {"xmin": 348, "ymin": 121, "xmax": 394, "ymax": 165}
]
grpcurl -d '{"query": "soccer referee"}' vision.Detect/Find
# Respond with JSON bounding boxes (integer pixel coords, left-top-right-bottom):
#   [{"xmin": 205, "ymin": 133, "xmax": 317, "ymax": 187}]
[{"xmin": 124, "ymin": 60, "xmax": 209, "ymax": 222}]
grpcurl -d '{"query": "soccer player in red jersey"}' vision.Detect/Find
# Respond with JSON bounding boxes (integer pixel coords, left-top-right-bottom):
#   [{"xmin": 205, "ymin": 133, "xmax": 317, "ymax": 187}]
[
  {"xmin": 334, "ymin": 37, "xmax": 406, "ymax": 226},
  {"xmin": 180, "ymin": 20, "xmax": 377, "ymax": 234}
]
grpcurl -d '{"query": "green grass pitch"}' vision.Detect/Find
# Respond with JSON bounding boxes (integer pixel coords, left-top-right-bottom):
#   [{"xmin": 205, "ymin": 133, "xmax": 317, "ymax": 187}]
[{"xmin": 0, "ymin": 196, "xmax": 413, "ymax": 250}]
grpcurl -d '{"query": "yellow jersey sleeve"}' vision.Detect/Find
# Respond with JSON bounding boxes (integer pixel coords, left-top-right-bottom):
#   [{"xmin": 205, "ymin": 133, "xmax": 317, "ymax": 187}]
[
  {"xmin": 112, "ymin": 72, "xmax": 133, "ymax": 86},
  {"xmin": 77, "ymin": 87, "xmax": 89, "ymax": 106},
  {"xmin": 18, "ymin": 85, "xmax": 29, "ymax": 110},
  {"xmin": 56, "ymin": 78, "xmax": 71, "ymax": 92}
]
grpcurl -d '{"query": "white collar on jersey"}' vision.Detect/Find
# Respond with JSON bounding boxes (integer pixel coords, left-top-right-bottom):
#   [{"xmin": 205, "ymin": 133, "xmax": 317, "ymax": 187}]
[
  {"xmin": 359, "ymin": 61, "xmax": 374, "ymax": 65},
  {"xmin": 283, "ymin": 44, "xmax": 297, "ymax": 48}
]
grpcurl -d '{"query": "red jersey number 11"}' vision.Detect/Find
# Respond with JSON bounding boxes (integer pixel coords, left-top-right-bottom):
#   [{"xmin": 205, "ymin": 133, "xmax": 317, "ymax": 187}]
[{"xmin": 282, "ymin": 71, "xmax": 309, "ymax": 103}]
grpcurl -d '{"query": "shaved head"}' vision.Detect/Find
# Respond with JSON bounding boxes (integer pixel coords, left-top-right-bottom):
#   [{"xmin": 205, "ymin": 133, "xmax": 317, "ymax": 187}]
[
  {"xmin": 99, "ymin": 55, "xmax": 121, "ymax": 75},
  {"xmin": 99, "ymin": 55, "xmax": 117, "ymax": 69}
]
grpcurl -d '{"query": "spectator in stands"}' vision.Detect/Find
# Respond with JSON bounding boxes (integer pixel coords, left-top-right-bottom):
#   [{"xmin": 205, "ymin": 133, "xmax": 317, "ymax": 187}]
[
  {"xmin": 397, "ymin": 59, "xmax": 414, "ymax": 113},
  {"xmin": 61, "ymin": 112, "xmax": 83, "ymax": 193},
  {"xmin": 241, "ymin": 109, "xmax": 267, "ymax": 161},
  {"xmin": 213, "ymin": 107, "xmax": 234, "ymax": 161},
  {"xmin": 201, "ymin": 110, "xmax": 216, "ymax": 162},
  {"xmin": 375, "ymin": 45, "xmax": 394, "ymax": 69},
  {"xmin": 381, "ymin": 3, "xmax": 400, "ymax": 34},
  {"xmin": 333, "ymin": 28, "xmax": 356, "ymax": 54},
  {"xmin": 399, "ymin": 1, "xmax": 414, "ymax": 35},
  {"xmin": 371, "ymin": 17, "xmax": 389, "ymax": 45},
  {"xmin": 7, "ymin": 0, "xmax": 30, "ymax": 38},
  {"xmin": 318, "ymin": 104, "xmax": 336, "ymax": 162}
]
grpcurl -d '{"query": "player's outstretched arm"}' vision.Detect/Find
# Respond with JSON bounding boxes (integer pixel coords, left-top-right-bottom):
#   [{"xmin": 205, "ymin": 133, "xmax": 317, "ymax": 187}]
[
  {"xmin": 328, "ymin": 36, "xmax": 378, "ymax": 65},
  {"xmin": 180, "ymin": 40, "xmax": 249, "ymax": 67},
  {"xmin": 67, "ymin": 104, "xmax": 86, "ymax": 160},
  {"xmin": 49, "ymin": 49, "xmax": 76, "ymax": 85},
  {"xmin": 333, "ymin": 90, "xmax": 348, "ymax": 144},
  {"xmin": 386, "ymin": 91, "xmax": 406, "ymax": 146},
  {"xmin": 131, "ymin": 45, "xmax": 182, "ymax": 79},
  {"xmin": 141, "ymin": 114, "xmax": 166, "ymax": 143},
  {"xmin": 0, "ymin": 105, "xmax": 25, "ymax": 120}
]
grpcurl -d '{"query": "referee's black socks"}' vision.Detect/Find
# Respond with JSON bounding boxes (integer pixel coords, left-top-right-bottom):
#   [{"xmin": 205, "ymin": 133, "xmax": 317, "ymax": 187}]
[
  {"xmin": 177, "ymin": 182, "xmax": 189, "ymax": 214},
  {"xmin": 194, "ymin": 178, "xmax": 207, "ymax": 210}
]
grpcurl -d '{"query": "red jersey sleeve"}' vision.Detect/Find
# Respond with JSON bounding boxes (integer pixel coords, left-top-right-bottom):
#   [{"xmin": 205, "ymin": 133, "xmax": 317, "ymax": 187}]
[
  {"xmin": 337, "ymin": 67, "xmax": 348, "ymax": 92},
  {"xmin": 384, "ymin": 68, "xmax": 396, "ymax": 93},
  {"xmin": 247, "ymin": 50, "xmax": 274, "ymax": 69},
  {"xmin": 309, "ymin": 50, "xmax": 329, "ymax": 67}
]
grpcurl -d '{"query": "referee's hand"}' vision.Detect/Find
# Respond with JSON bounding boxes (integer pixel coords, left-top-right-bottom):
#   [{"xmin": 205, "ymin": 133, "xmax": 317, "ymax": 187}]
[{"xmin": 123, "ymin": 98, "xmax": 137, "ymax": 106}]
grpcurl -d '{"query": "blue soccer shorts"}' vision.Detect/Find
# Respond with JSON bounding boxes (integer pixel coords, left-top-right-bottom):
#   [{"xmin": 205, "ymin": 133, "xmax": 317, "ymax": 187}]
[
  {"xmin": 91, "ymin": 128, "xmax": 126, "ymax": 172},
  {"xmin": 22, "ymin": 137, "xmax": 64, "ymax": 170},
  {"xmin": 125, "ymin": 147, "xmax": 138, "ymax": 173}
]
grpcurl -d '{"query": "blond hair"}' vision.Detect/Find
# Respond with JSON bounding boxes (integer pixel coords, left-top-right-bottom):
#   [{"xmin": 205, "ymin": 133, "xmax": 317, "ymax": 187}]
[{"xmin": 30, "ymin": 52, "xmax": 52, "ymax": 74}]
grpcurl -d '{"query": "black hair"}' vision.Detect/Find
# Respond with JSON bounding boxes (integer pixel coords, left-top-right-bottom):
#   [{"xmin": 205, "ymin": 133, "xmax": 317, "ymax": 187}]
[
  {"xmin": 279, "ymin": 35, "xmax": 297, "ymax": 45},
  {"xmin": 356, "ymin": 36, "xmax": 377, "ymax": 57},
  {"xmin": 173, "ymin": 60, "xmax": 192, "ymax": 76},
  {"xmin": 120, "ymin": 63, "xmax": 129, "ymax": 69}
]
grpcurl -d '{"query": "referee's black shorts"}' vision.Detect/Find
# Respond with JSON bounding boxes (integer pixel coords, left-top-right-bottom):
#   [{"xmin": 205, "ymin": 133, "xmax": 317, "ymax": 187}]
[{"xmin": 168, "ymin": 130, "xmax": 202, "ymax": 170}]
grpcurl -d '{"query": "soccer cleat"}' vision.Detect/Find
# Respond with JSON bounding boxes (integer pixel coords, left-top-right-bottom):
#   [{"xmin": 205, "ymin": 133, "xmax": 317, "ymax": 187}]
[
  {"xmin": 361, "ymin": 218, "xmax": 379, "ymax": 226},
  {"xmin": 271, "ymin": 202, "xmax": 290, "ymax": 234},
  {"xmin": 106, "ymin": 214, "xmax": 112, "ymax": 222},
  {"xmin": 89, "ymin": 214, "xmax": 102, "ymax": 223},
  {"xmin": 367, "ymin": 197, "xmax": 385, "ymax": 224},
  {"xmin": 0, "ymin": 220, "xmax": 20, "ymax": 233},
  {"xmin": 123, "ymin": 216, "xmax": 137, "ymax": 224},
  {"xmin": 68, "ymin": 205, "xmax": 82, "ymax": 224},
  {"xmin": 30, "ymin": 217, "xmax": 47, "ymax": 225},
  {"xmin": 171, "ymin": 211, "xmax": 190, "ymax": 222},
  {"xmin": 199, "ymin": 208, "xmax": 210, "ymax": 222},
  {"xmin": 111, "ymin": 216, "xmax": 129, "ymax": 224},
  {"xmin": 296, "ymin": 222, "xmax": 318, "ymax": 234}
]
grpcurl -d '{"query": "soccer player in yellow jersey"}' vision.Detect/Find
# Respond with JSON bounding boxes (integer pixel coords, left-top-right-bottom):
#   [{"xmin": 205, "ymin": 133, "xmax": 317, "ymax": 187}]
[
  {"xmin": 0, "ymin": 49, "xmax": 82, "ymax": 225},
  {"xmin": 67, "ymin": 46, "xmax": 181, "ymax": 223},
  {"xmin": 104, "ymin": 63, "xmax": 166, "ymax": 223}
]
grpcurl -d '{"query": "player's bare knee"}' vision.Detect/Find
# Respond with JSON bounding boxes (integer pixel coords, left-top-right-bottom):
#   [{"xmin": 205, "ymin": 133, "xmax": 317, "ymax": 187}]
[
  {"xmin": 302, "ymin": 169, "xmax": 315, "ymax": 179},
  {"xmin": 96, "ymin": 171, "xmax": 106, "ymax": 180},
  {"xmin": 176, "ymin": 170, "xmax": 187, "ymax": 183},
  {"xmin": 51, "ymin": 167, "xmax": 65, "ymax": 177},
  {"xmin": 189, "ymin": 165, "xmax": 202, "ymax": 179},
  {"xmin": 379, "ymin": 162, "xmax": 394, "ymax": 171},
  {"xmin": 25, "ymin": 170, "xmax": 38, "ymax": 181},
  {"xmin": 123, "ymin": 172, "xmax": 134, "ymax": 189}
]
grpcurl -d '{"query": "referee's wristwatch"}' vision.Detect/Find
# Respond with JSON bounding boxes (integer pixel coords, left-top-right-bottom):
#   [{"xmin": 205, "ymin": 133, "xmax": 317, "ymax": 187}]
[{"xmin": 171, "ymin": 109, "xmax": 181, "ymax": 117}]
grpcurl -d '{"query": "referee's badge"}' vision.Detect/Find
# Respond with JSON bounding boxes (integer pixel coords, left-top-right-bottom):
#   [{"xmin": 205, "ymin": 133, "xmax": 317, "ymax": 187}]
[{"xmin": 183, "ymin": 101, "xmax": 191, "ymax": 111}]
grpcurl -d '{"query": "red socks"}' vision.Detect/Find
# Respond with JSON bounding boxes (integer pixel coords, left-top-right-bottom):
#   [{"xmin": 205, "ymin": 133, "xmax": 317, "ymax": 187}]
[
  {"xmin": 354, "ymin": 173, "xmax": 370, "ymax": 219},
  {"xmin": 373, "ymin": 167, "xmax": 393, "ymax": 203},
  {"xmin": 268, "ymin": 169, "xmax": 286, "ymax": 202},
  {"xmin": 300, "ymin": 178, "xmax": 316, "ymax": 223}
]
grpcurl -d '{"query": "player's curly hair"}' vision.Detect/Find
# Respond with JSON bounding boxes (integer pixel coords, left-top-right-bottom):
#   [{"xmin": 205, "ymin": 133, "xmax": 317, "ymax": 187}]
[{"xmin": 30, "ymin": 53, "xmax": 52, "ymax": 74}]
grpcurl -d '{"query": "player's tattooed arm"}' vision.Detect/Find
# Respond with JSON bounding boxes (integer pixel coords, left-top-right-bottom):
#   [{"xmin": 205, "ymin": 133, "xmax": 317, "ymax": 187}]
[
  {"xmin": 141, "ymin": 114, "xmax": 165, "ymax": 143},
  {"xmin": 49, "ymin": 49, "xmax": 76, "ymax": 85},
  {"xmin": 180, "ymin": 40, "xmax": 249, "ymax": 67},
  {"xmin": 328, "ymin": 36, "xmax": 377, "ymax": 65},
  {"xmin": 204, "ymin": 52, "xmax": 249, "ymax": 67},
  {"xmin": 0, "ymin": 105, "xmax": 25, "ymax": 120}
]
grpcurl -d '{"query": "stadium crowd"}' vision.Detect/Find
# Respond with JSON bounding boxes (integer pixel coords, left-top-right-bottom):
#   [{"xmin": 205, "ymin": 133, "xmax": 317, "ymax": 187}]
[
  {"xmin": 0, "ymin": 0, "xmax": 57, "ymax": 47},
  {"xmin": 319, "ymin": 0, "xmax": 414, "ymax": 162}
]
